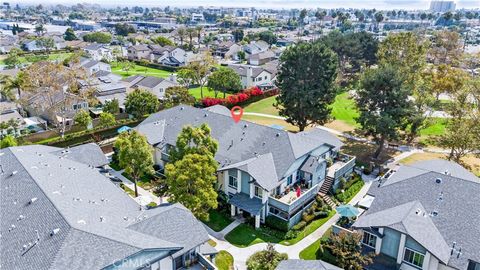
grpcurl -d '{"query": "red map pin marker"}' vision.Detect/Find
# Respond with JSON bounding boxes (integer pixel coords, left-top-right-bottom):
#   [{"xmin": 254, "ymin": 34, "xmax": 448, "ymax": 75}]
[{"xmin": 230, "ymin": 106, "xmax": 244, "ymax": 123}]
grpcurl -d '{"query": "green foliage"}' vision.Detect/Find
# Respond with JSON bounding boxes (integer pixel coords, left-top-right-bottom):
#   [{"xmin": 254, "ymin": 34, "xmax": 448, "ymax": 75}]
[
  {"xmin": 257, "ymin": 31, "xmax": 277, "ymax": 45},
  {"xmin": 64, "ymin": 28, "xmax": 77, "ymax": 41},
  {"xmin": 335, "ymin": 180, "xmax": 365, "ymax": 203},
  {"xmin": 356, "ymin": 64, "xmax": 414, "ymax": 158},
  {"xmin": 276, "ymin": 42, "xmax": 338, "ymax": 131},
  {"xmin": 325, "ymin": 232, "xmax": 374, "ymax": 270},
  {"xmin": 151, "ymin": 36, "xmax": 174, "ymax": 46},
  {"xmin": 285, "ymin": 230, "xmax": 298, "ymax": 240},
  {"xmin": 165, "ymin": 124, "xmax": 219, "ymax": 220},
  {"xmin": 162, "ymin": 86, "xmax": 195, "ymax": 108},
  {"xmin": 265, "ymin": 215, "xmax": 289, "ymax": 232},
  {"xmin": 206, "ymin": 67, "xmax": 242, "ymax": 98},
  {"xmin": 74, "ymin": 110, "xmax": 92, "ymax": 129},
  {"xmin": 215, "ymin": 250, "xmax": 234, "ymax": 270},
  {"xmin": 103, "ymin": 99, "xmax": 120, "ymax": 114},
  {"xmin": 124, "ymin": 89, "xmax": 159, "ymax": 118},
  {"xmin": 83, "ymin": 32, "xmax": 112, "ymax": 44},
  {"xmin": 292, "ymin": 221, "xmax": 306, "ymax": 231},
  {"xmin": 36, "ymin": 37, "xmax": 55, "ymax": 52},
  {"xmin": 115, "ymin": 23, "xmax": 136, "ymax": 36},
  {"xmin": 4, "ymin": 48, "xmax": 23, "ymax": 68},
  {"xmin": 246, "ymin": 244, "xmax": 288, "ymax": 270},
  {"xmin": 0, "ymin": 135, "xmax": 17, "ymax": 148},
  {"xmin": 114, "ymin": 130, "xmax": 154, "ymax": 197},
  {"xmin": 99, "ymin": 112, "xmax": 116, "ymax": 128},
  {"xmin": 168, "ymin": 124, "xmax": 218, "ymax": 163}
]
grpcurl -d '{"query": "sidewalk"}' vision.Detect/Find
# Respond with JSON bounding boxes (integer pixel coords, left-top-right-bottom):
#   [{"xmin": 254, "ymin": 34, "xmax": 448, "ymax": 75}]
[{"xmin": 108, "ymin": 167, "xmax": 162, "ymax": 205}]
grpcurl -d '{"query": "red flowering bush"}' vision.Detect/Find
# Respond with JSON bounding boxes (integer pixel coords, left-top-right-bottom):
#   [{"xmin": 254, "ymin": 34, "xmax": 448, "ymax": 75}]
[
  {"xmin": 202, "ymin": 97, "xmax": 223, "ymax": 107},
  {"xmin": 244, "ymin": 86, "xmax": 263, "ymax": 97}
]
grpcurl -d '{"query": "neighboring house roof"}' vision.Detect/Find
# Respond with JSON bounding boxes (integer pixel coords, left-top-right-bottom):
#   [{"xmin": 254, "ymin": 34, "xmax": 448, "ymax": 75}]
[
  {"xmin": 136, "ymin": 105, "xmax": 335, "ymax": 190},
  {"xmin": 135, "ymin": 76, "xmax": 167, "ymax": 89},
  {"xmin": 81, "ymin": 59, "xmax": 100, "ymax": 69},
  {"xmin": 249, "ymin": 50, "xmax": 275, "ymax": 61},
  {"xmin": 84, "ymin": 43, "xmax": 105, "ymax": 51},
  {"xmin": 228, "ymin": 65, "xmax": 271, "ymax": 78},
  {"xmin": 298, "ymin": 129, "xmax": 343, "ymax": 150},
  {"xmin": 276, "ymin": 259, "xmax": 342, "ymax": 270},
  {"xmin": 299, "ymin": 156, "xmax": 322, "ymax": 175},
  {"xmin": 50, "ymin": 143, "xmax": 108, "ymax": 167},
  {"xmin": 0, "ymin": 145, "xmax": 210, "ymax": 270},
  {"xmin": 128, "ymin": 44, "xmax": 151, "ymax": 51},
  {"xmin": 354, "ymin": 160, "xmax": 480, "ymax": 270}
]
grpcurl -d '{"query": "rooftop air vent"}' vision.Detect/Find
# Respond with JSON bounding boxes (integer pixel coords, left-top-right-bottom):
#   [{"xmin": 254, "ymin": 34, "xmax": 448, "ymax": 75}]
[
  {"xmin": 430, "ymin": 211, "xmax": 439, "ymax": 217},
  {"xmin": 11, "ymin": 171, "xmax": 17, "ymax": 176},
  {"xmin": 415, "ymin": 209, "xmax": 422, "ymax": 215},
  {"xmin": 435, "ymin": 178, "xmax": 442, "ymax": 184},
  {"xmin": 100, "ymin": 216, "xmax": 105, "ymax": 222},
  {"xmin": 204, "ymin": 113, "xmax": 208, "ymax": 117},
  {"xmin": 50, "ymin": 228, "xmax": 60, "ymax": 236},
  {"xmin": 180, "ymin": 107, "xmax": 184, "ymax": 110},
  {"xmin": 275, "ymin": 133, "xmax": 280, "ymax": 137},
  {"xmin": 244, "ymin": 124, "xmax": 248, "ymax": 128},
  {"xmin": 29, "ymin": 198, "xmax": 38, "ymax": 204}
]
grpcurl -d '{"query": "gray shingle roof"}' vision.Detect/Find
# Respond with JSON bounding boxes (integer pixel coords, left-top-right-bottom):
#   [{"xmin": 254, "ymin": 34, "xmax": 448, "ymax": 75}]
[
  {"xmin": 229, "ymin": 193, "xmax": 264, "ymax": 215},
  {"xmin": 355, "ymin": 160, "xmax": 480, "ymax": 269},
  {"xmin": 276, "ymin": 259, "xmax": 342, "ymax": 270},
  {"xmin": 0, "ymin": 145, "xmax": 208, "ymax": 270},
  {"xmin": 137, "ymin": 105, "xmax": 332, "ymax": 190},
  {"xmin": 50, "ymin": 143, "xmax": 108, "ymax": 167},
  {"xmin": 298, "ymin": 129, "xmax": 344, "ymax": 150},
  {"xmin": 300, "ymin": 156, "xmax": 321, "ymax": 174}
]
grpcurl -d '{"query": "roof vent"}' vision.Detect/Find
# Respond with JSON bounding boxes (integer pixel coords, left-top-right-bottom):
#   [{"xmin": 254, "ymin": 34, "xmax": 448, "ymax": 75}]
[
  {"xmin": 29, "ymin": 198, "xmax": 38, "ymax": 204},
  {"xmin": 430, "ymin": 211, "xmax": 439, "ymax": 217},
  {"xmin": 444, "ymin": 170, "xmax": 450, "ymax": 175},
  {"xmin": 77, "ymin": 220, "xmax": 86, "ymax": 224},
  {"xmin": 50, "ymin": 228, "xmax": 60, "ymax": 236},
  {"xmin": 204, "ymin": 113, "xmax": 208, "ymax": 117},
  {"xmin": 415, "ymin": 208, "xmax": 422, "ymax": 215},
  {"xmin": 435, "ymin": 178, "xmax": 442, "ymax": 184},
  {"xmin": 180, "ymin": 106, "xmax": 184, "ymax": 110},
  {"xmin": 275, "ymin": 133, "xmax": 280, "ymax": 137},
  {"xmin": 100, "ymin": 216, "xmax": 105, "ymax": 222},
  {"xmin": 244, "ymin": 124, "xmax": 248, "ymax": 128},
  {"xmin": 11, "ymin": 171, "xmax": 17, "ymax": 176},
  {"xmin": 17, "ymin": 215, "xmax": 25, "ymax": 221}
]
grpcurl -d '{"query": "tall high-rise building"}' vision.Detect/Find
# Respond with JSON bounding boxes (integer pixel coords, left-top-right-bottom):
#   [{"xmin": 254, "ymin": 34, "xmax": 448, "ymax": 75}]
[{"xmin": 429, "ymin": 0, "xmax": 456, "ymax": 12}]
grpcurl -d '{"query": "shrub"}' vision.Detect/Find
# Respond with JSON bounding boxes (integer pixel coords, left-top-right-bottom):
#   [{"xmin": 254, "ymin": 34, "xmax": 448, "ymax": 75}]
[
  {"xmin": 265, "ymin": 215, "xmax": 289, "ymax": 232},
  {"xmin": 314, "ymin": 211, "xmax": 328, "ymax": 218},
  {"xmin": 285, "ymin": 230, "xmax": 298, "ymax": 239},
  {"xmin": 292, "ymin": 221, "xmax": 306, "ymax": 231},
  {"xmin": 202, "ymin": 97, "xmax": 223, "ymax": 107},
  {"xmin": 302, "ymin": 213, "xmax": 315, "ymax": 223},
  {"xmin": 336, "ymin": 180, "xmax": 365, "ymax": 203}
]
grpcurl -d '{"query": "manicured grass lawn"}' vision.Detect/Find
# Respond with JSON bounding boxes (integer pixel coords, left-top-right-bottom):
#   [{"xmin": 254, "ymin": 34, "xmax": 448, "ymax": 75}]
[
  {"xmin": 419, "ymin": 118, "xmax": 447, "ymax": 137},
  {"xmin": 120, "ymin": 183, "xmax": 135, "ymax": 197},
  {"xmin": 280, "ymin": 210, "xmax": 336, "ymax": 246},
  {"xmin": 299, "ymin": 228, "xmax": 337, "ymax": 264},
  {"xmin": 224, "ymin": 224, "xmax": 284, "ymax": 247},
  {"xmin": 215, "ymin": 250, "xmax": 234, "ymax": 270},
  {"xmin": 202, "ymin": 210, "xmax": 234, "ymax": 232},
  {"xmin": 244, "ymin": 96, "xmax": 279, "ymax": 115},
  {"xmin": 188, "ymin": 86, "xmax": 231, "ymax": 99},
  {"xmin": 329, "ymin": 92, "xmax": 359, "ymax": 127},
  {"xmin": 111, "ymin": 62, "xmax": 173, "ymax": 78}
]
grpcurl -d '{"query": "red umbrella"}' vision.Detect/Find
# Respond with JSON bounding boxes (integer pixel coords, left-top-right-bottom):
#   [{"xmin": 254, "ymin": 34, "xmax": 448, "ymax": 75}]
[{"xmin": 296, "ymin": 186, "xmax": 301, "ymax": 197}]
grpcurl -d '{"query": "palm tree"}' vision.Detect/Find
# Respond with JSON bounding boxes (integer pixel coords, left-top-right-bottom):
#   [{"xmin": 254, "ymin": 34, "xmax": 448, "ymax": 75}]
[
  {"xmin": 177, "ymin": 27, "xmax": 186, "ymax": 47},
  {"xmin": 186, "ymin": 28, "xmax": 196, "ymax": 50},
  {"xmin": 195, "ymin": 25, "xmax": 203, "ymax": 49},
  {"xmin": 1, "ymin": 72, "xmax": 27, "ymax": 101}
]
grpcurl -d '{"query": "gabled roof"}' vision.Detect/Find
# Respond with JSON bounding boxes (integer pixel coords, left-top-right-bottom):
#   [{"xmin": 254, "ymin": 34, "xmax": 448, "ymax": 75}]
[
  {"xmin": 276, "ymin": 259, "xmax": 342, "ymax": 270},
  {"xmin": 357, "ymin": 160, "xmax": 480, "ymax": 269},
  {"xmin": 83, "ymin": 43, "xmax": 105, "ymax": 51},
  {"xmin": 297, "ymin": 129, "xmax": 343, "ymax": 150},
  {"xmin": 228, "ymin": 64, "xmax": 271, "ymax": 78},
  {"xmin": 0, "ymin": 145, "xmax": 209, "ymax": 269},
  {"xmin": 50, "ymin": 143, "xmax": 108, "ymax": 167},
  {"xmin": 353, "ymin": 201, "xmax": 451, "ymax": 264},
  {"xmin": 128, "ymin": 44, "xmax": 151, "ymax": 51}
]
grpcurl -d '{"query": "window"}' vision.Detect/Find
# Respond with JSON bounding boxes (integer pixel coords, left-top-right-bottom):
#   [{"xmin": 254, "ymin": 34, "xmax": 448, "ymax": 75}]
[
  {"xmin": 228, "ymin": 175, "xmax": 237, "ymax": 189},
  {"xmin": 254, "ymin": 186, "xmax": 263, "ymax": 198},
  {"xmin": 361, "ymin": 232, "xmax": 377, "ymax": 248},
  {"xmin": 403, "ymin": 248, "xmax": 425, "ymax": 268},
  {"xmin": 287, "ymin": 175, "xmax": 293, "ymax": 185},
  {"xmin": 159, "ymin": 88, "xmax": 164, "ymax": 92}
]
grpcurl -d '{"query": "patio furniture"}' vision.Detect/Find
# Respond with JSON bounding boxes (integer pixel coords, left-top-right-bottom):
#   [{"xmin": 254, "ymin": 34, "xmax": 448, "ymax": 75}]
[{"xmin": 336, "ymin": 204, "xmax": 360, "ymax": 218}]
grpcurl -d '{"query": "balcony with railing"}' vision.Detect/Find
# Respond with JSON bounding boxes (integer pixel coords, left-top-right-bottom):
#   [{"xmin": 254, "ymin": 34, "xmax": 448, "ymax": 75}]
[
  {"xmin": 327, "ymin": 153, "xmax": 356, "ymax": 180},
  {"xmin": 268, "ymin": 183, "xmax": 320, "ymax": 214}
]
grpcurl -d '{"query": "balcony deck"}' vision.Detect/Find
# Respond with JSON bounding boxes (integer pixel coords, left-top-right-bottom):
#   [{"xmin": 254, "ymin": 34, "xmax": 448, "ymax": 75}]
[
  {"xmin": 269, "ymin": 184, "xmax": 319, "ymax": 214},
  {"xmin": 276, "ymin": 187, "xmax": 310, "ymax": 205},
  {"xmin": 327, "ymin": 153, "xmax": 356, "ymax": 179}
]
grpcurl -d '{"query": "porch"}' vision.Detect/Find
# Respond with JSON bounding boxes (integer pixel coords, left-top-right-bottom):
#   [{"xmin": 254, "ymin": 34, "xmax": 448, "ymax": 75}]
[
  {"xmin": 327, "ymin": 153, "xmax": 356, "ymax": 180},
  {"xmin": 228, "ymin": 193, "xmax": 264, "ymax": 228}
]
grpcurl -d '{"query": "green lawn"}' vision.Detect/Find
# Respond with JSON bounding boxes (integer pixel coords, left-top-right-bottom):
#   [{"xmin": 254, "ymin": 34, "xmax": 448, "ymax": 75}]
[
  {"xmin": 215, "ymin": 250, "xmax": 234, "ymax": 270},
  {"xmin": 330, "ymin": 92, "xmax": 359, "ymax": 127},
  {"xmin": 244, "ymin": 96, "xmax": 279, "ymax": 115},
  {"xmin": 280, "ymin": 211, "xmax": 336, "ymax": 246},
  {"xmin": 201, "ymin": 210, "xmax": 234, "ymax": 232},
  {"xmin": 111, "ymin": 62, "xmax": 173, "ymax": 78},
  {"xmin": 224, "ymin": 224, "xmax": 284, "ymax": 248},
  {"xmin": 419, "ymin": 118, "xmax": 447, "ymax": 137},
  {"xmin": 299, "ymin": 228, "xmax": 337, "ymax": 264},
  {"xmin": 189, "ymin": 86, "xmax": 231, "ymax": 99}
]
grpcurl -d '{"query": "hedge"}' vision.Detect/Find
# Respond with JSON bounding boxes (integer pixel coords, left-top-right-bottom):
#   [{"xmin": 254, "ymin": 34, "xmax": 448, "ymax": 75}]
[
  {"xmin": 265, "ymin": 215, "xmax": 289, "ymax": 232},
  {"xmin": 134, "ymin": 60, "xmax": 179, "ymax": 72},
  {"xmin": 335, "ymin": 180, "xmax": 365, "ymax": 203}
]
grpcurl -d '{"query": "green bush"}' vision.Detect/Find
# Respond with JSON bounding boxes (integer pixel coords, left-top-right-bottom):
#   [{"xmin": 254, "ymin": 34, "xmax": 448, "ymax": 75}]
[
  {"xmin": 336, "ymin": 180, "xmax": 365, "ymax": 203},
  {"xmin": 314, "ymin": 211, "xmax": 328, "ymax": 218},
  {"xmin": 302, "ymin": 212, "xmax": 315, "ymax": 223},
  {"xmin": 285, "ymin": 230, "xmax": 298, "ymax": 239},
  {"xmin": 292, "ymin": 221, "xmax": 306, "ymax": 231},
  {"xmin": 265, "ymin": 215, "xmax": 289, "ymax": 232}
]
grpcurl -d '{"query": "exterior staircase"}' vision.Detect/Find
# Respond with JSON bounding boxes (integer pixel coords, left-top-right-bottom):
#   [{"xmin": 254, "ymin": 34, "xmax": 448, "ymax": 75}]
[{"xmin": 318, "ymin": 176, "xmax": 337, "ymax": 209}]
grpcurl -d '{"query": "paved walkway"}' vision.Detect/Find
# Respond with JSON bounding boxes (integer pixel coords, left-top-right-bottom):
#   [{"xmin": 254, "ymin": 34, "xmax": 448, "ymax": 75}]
[
  {"xmin": 108, "ymin": 167, "xmax": 163, "ymax": 205},
  {"xmin": 210, "ymin": 181, "xmax": 373, "ymax": 270}
]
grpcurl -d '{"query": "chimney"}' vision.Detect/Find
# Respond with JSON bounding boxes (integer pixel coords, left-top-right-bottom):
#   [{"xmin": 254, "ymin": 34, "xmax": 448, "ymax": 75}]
[{"xmin": 247, "ymin": 66, "xmax": 253, "ymax": 87}]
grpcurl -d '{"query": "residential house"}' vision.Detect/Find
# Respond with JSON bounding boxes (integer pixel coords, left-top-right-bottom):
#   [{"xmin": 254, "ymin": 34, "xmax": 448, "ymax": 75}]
[
  {"xmin": 213, "ymin": 41, "xmax": 242, "ymax": 60},
  {"xmin": 0, "ymin": 34, "xmax": 17, "ymax": 53},
  {"xmin": 136, "ymin": 105, "xmax": 355, "ymax": 229},
  {"xmin": 123, "ymin": 75, "xmax": 178, "ymax": 100},
  {"xmin": 151, "ymin": 45, "xmax": 190, "ymax": 66},
  {"xmin": 83, "ymin": 43, "xmax": 113, "ymax": 61},
  {"xmin": 80, "ymin": 71, "xmax": 128, "ymax": 111},
  {"xmin": 228, "ymin": 64, "xmax": 275, "ymax": 89},
  {"xmin": 243, "ymin": 40, "xmax": 269, "ymax": 55},
  {"xmin": 127, "ymin": 44, "xmax": 152, "ymax": 61},
  {"xmin": 79, "ymin": 58, "xmax": 112, "ymax": 76},
  {"xmin": 0, "ymin": 144, "xmax": 215, "ymax": 270},
  {"xmin": 65, "ymin": 40, "xmax": 89, "ymax": 49},
  {"xmin": 248, "ymin": 50, "xmax": 275, "ymax": 65},
  {"xmin": 276, "ymin": 260, "xmax": 342, "ymax": 270},
  {"xmin": 353, "ymin": 160, "xmax": 480, "ymax": 270}
]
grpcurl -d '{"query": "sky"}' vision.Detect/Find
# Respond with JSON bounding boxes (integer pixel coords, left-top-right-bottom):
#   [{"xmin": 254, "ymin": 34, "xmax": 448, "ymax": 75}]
[{"xmin": 18, "ymin": 0, "xmax": 480, "ymax": 10}]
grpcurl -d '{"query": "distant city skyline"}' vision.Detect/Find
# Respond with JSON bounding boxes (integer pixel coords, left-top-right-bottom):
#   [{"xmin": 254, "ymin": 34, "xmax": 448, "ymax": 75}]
[{"xmin": 17, "ymin": 0, "xmax": 480, "ymax": 10}]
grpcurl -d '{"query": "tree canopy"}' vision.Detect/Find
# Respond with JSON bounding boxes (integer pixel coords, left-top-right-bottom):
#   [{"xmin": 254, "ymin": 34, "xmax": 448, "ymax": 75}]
[
  {"xmin": 103, "ymin": 99, "xmax": 120, "ymax": 114},
  {"xmin": 74, "ymin": 109, "xmax": 92, "ymax": 129},
  {"xmin": 275, "ymin": 42, "xmax": 338, "ymax": 131},
  {"xmin": 162, "ymin": 86, "xmax": 195, "ymax": 108},
  {"xmin": 325, "ymin": 231, "xmax": 374, "ymax": 270},
  {"xmin": 64, "ymin": 28, "xmax": 77, "ymax": 41},
  {"xmin": 115, "ymin": 23, "xmax": 136, "ymax": 36},
  {"xmin": 83, "ymin": 32, "xmax": 112, "ymax": 44},
  {"xmin": 125, "ymin": 89, "xmax": 159, "ymax": 118},
  {"xmin": 0, "ymin": 135, "xmax": 17, "ymax": 149},
  {"xmin": 151, "ymin": 36, "xmax": 174, "ymax": 46},
  {"xmin": 207, "ymin": 67, "xmax": 242, "ymax": 98},
  {"xmin": 246, "ymin": 244, "xmax": 288, "ymax": 270}
]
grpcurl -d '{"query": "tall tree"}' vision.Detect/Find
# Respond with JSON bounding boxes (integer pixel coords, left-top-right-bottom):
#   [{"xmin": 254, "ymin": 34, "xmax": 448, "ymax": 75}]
[
  {"xmin": 115, "ymin": 130, "xmax": 154, "ymax": 197},
  {"xmin": 275, "ymin": 42, "xmax": 338, "ymax": 131},
  {"xmin": 429, "ymin": 30, "xmax": 463, "ymax": 65},
  {"xmin": 177, "ymin": 27, "xmax": 186, "ymax": 46},
  {"xmin": 74, "ymin": 109, "xmax": 92, "ymax": 129},
  {"xmin": 4, "ymin": 47, "xmax": 23, "ymax": 69},
  {"xmin": 124, "ymin": 89, "xmax": 159, "ymax": 118},
  {"xmin": 246, "ymin": 244, "xmax": 288, "ymax": 270},
  {"xmin": 64, "ymin": 28, "xmax": 77, "ymax": 41},
  {"xmin": 356, "ymin": 65, "xmax": 414, "ymax": 159},
  {"xmin": 165, "ymin": 124, "xmax": 219, "ymax": 220},
  {"xmin": 36, "ymin": 37, "xmax": 55, "ymax": 53},
  {"xmin": 180, "ymin": 52, "xmax": 215, "ymax": 99},
  {"xmin": 325, "ymin": 231, "xmax": 374, "ymax": 270},
  {"xmin": 99, "ymin": 112, "xmax": 116, "ymax": 128},
  {"xmin": 151, "ymin": 36, "xmax": 174, "ymax": 46},
  {"xmin": 207, "ymin": 67, "xmax": 242, "ymax": 98},
  {"xmin": 114, "ymin": 23, "xmax": 136, "ymax": 36},
  {"xmin": 162, "ymin": 86, "xmax": 195, "ymax": 108},
  {"xmin": 103, "ymin": 99, "xmax": 120, "ymax": 114}
]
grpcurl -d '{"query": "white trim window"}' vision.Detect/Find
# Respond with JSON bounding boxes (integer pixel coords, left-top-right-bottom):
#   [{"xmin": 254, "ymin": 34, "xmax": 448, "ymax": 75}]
[
  {"xmin": 403, "ymin": 247, "xmax": 425, "ymax": 268},
  {"xmin": 254, "ymin": 186, "xmax": 263, "ymax": 198},
  {"xmin": 361, "ymin": 232, "xmax": 377, "ymax": 248},
  {"xmin": 228, "ymin": 175, "xmax": 238, "ymax": 189}
]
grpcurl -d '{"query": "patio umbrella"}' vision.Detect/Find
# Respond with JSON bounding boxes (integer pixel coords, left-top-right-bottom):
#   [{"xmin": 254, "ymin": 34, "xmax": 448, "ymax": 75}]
[
  {"xmin": 336, "ymin": 204, "xmax": 360, "ymax": 218},
  {"xmin": 117, "ymin": 126, "xmax": 132, "ymax": 134},
  {"xmin": 134, "ymin": 195, "xmax": 153, "ymax": 206}
]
